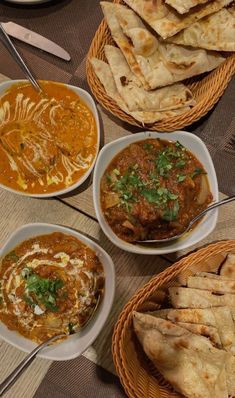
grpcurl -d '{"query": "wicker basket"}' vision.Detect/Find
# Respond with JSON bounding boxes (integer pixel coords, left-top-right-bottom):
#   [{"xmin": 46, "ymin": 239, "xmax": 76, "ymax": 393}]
[
  {"xmin": 112, "ymin": 240, "xmax": 235, "ymax": 398},
  {"xmin": 86, "ymin": 1, "xmax": 235, "ymax": 132}
]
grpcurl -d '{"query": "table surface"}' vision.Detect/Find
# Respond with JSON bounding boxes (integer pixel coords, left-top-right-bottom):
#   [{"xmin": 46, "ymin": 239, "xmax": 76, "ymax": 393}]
[{"xmin": 0, "ymin": 1, "xmax": 235, "ymax": 397}]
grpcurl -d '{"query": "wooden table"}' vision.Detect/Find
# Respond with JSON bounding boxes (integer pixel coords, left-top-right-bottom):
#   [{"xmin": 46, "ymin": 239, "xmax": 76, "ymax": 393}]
[{"xmin": 0, "ymin": 1, "xmax": 234, "ymax": 396}]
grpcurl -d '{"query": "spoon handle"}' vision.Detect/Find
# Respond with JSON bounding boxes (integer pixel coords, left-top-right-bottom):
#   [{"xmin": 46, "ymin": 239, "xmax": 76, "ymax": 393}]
[
  {"xmin": 0, "ymin": 23, "xmax": 42, "ymax": 93},
  {"xmin": 0, "ymin": 334, "xmax": 64, "ymax": 397},
  {"xmin": 189, "ymin": 194, "xmax": 235, "ymax": 228}
]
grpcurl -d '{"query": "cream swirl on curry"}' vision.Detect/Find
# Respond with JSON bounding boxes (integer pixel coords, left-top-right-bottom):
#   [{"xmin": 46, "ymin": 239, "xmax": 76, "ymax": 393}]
[
  {"xmin": 0, "ymin": 81, "xmax": 98, "ymax": 194},
  {"xmin": 0, "ymin": 233, "xmax": 104, "ymax": 343}
]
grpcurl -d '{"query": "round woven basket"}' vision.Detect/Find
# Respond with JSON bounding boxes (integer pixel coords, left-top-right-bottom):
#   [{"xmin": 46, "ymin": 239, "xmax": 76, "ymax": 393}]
[
  {"xmin": 86, "ymin": 0, "xmax": 235, "ymax": 132},
  {"xmin": 112, "ymin": 240, "xmax": 235, "ymax": 397}
]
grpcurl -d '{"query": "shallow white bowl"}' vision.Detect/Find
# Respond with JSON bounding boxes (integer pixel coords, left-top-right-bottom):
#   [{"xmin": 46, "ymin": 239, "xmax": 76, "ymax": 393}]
[
  {"xmin": 0, "ymin": 223, "xmax": 115, "ymax": 360},
  {"xmin": 0, "ymin": 79, "xmax": 100, "ymax": 198},
  {"xmin": 93, "ymin": 131, "xmax": 219, "ymax": 255}
]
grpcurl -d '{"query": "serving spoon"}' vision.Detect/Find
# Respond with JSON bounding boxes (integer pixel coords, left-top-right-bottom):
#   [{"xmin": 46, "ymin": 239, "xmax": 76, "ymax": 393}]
[
  {"xmin": 0, "ymin": 23, "xmax": 42, "ymax": 93},
  {"xmin": 137, "ymin": 195, "xmax": 235, "ymax": 244},
  {"xmin": 0, "ymin": 295, "xmax": 101, "ymax": 397}
]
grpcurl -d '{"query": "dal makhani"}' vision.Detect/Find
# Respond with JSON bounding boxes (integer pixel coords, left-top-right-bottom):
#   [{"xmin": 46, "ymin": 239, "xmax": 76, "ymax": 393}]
[{"xmin": 0, "ymin": 81, "xmax": 98, "ymax": 194}]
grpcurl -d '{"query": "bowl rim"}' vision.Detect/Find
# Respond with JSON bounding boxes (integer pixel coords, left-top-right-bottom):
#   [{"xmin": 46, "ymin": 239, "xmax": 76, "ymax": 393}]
[
  {"xmin": 0, "ymin": 79, "xmax": 100, "ymax": 198},
  {"xmin": 0, "ymin": 223, "xmax": 115, "ymax": 361},
  {"xmin": 93, "ymin": 130, "xmax": 219, "ymax": 255}
]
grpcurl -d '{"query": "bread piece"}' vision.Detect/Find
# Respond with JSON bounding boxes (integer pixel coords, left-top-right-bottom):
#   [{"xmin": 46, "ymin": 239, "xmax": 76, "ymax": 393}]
[
  {"xmin": 101, "ymin": 2, "xmax": 224, "ymax": 90},
  {"xmin": 187, "ymin": 275, "xmax": 235, "ymax": 294},
  {"xmin": 177, "ymin": 322, "xmax": 222, "ymax": 347},
  {"xmin": 165, "ymin": 0, "xmax": 210, "ymax": 14},
  {"xmin": 168, "ymin": 7, "xmax": 235, "ymax": 52},
  {"xmin": 133, "ymin": 312, "xmax": 228, "ymax": 398},
  {"xmin": 123, "ymin": 0, "xmax": 233, "ymax": 39},
  {"xmin": 220, "ymin": 253, "xmax": 235, "ymax": 278},
  {"xmin": 169, "ymin": 286, "xmax": 235, "ymax": 308},
  {"xmin": 90, "ymin": 57, "xmax": 191, "ymax": 124},
  {"xmin": 104, "ymin": 45, "xmax": 195, "ymax": 112}
]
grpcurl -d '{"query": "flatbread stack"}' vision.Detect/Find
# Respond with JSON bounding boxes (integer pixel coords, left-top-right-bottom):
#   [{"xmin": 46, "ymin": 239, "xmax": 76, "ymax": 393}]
[
  {"xmin": 133, "ymin": 252, "xmax": 235, "ymax": 398},
  {"xmin": 90, "ymin": 0, "xmax": 234, "ymax": 125}
]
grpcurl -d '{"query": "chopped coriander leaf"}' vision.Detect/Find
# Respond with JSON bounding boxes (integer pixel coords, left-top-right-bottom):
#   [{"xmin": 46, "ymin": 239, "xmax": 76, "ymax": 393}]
[
  {"xmin": 177, "ymin": 174, "xmax": 186, "ymax": 183},
  {"xmin": 176, "ymin": 159, "xmax": 186, "ymax": 168},
  {"xmin": 156, "ymin": 152, "xmax": 172, "ymax": 177},
  {"xmin": 25, "ymin": 273, "xmax": 64, "ymax": 312},
  {"xmin": 143, "ymin": 143, "xmax": 153, "ymax": 150},
  {"xmin": 168, "ymin": 192, "xmax": 178, "ymax": 200},
  {"xmin": 191, "ymin": 167, "xmax": 206, "ymax": 178},
  {"xmin": 106, "ymin": 174, "xmax": 112, "ymax": 184},
  {"xmin": 23, "ymin": 294, "xmax": 36, "ymax": 308},
  {"xmin": 163, "ymin": 200, "xmax": 180, "ymax": 221},
  {"xmin": 175, "ymin": 141, "xmax": 184, "ymax": 148}
]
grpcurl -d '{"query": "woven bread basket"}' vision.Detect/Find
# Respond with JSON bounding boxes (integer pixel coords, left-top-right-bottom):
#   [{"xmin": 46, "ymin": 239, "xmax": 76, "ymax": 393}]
[
  {"xmin": 86, "ymin": 0, "xmax": 235, "ymax": 132},
  {"xmin": 112, "ymin": 240, "xmax": 235, "ymax": 398}
]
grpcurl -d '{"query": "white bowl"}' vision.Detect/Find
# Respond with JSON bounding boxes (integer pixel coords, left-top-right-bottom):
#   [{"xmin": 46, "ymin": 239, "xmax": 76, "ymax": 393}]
[
  {"xmin": 0, "ymin": 80, "xmax": 100, "ymax": 198},
  {"xmin": 0, "ymin": 223, "xmax": 115, "ymax": 361},
  {"xmin": 93, "ymin": 131, "xmax": 219, "ymax": 255}
]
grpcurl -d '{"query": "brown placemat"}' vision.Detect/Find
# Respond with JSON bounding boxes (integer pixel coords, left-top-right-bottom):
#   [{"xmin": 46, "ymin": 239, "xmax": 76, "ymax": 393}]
[{"xmin": 34, "ymin": 356, "xmax": 126, "ymax": 398}]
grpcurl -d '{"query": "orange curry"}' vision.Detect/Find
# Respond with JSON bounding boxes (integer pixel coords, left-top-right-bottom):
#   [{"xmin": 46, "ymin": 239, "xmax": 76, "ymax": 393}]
[
  {"xmin": 0, "ymin": 233, "xmax": 104, "ymax": 343},
  {"xmin": 0, "ymin": 81, "xmax": 97, "ymax": 194}
]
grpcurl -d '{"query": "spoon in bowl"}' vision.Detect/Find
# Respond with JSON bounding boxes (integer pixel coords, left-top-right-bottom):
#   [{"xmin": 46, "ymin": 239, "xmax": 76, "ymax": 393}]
[
  {"xmin": 137, "ymin": 195, "xmax": 235, "ymax": 244},
  {"xmin": 0, "ymin": 23, "xmax": 42, "ymax": 93},
  {"xmin": 0, "ymin": 294, "xmax": 101, "ymax": 397}
]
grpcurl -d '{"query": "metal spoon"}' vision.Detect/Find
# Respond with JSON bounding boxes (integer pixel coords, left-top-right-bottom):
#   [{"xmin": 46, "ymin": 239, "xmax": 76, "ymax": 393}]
[
  {"xmin": 0, "ymin": 23, "xmax": 42, "ymax": 93},
  {"xmin": 0, "ymin": 295, "xmax": 101, "ymax": 397},
  {"xmin": 137, "ymin": 195, "xmax": 235, "ymax": 244}
]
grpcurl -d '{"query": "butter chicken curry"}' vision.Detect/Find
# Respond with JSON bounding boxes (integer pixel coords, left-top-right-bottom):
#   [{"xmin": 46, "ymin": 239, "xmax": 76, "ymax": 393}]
[
  {"xmin": 0, "ymin": 233, "xmax": 104, "ymax": 343},
  {"xmin": 0, "ymin": 81, "xmax": 97, "ymax": 194}
]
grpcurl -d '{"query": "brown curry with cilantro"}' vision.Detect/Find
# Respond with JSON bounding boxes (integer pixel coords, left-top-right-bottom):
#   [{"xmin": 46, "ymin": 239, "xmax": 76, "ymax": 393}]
[
  {"xmin": 100, "ymin": 139, "xmax": 212, "ymax": 242},
  {"xmin": 0, "ymin": 233, "xmax": 104, "ymax": 343}
]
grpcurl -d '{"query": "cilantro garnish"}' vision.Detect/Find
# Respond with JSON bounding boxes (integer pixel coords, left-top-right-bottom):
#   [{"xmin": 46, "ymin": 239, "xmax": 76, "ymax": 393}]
[
  {"xmin": 23, "ymin": 273, "xmax": 64, "ymax": 312},
  {"xmin": 177, "ymin": 174, "xmax": 186, "ymax": 183},
  {"xmin": 106, "ymin": 174, "xmax": 112, "ymax": 184},
  {"xmin": 176, "ymin": 159, "xmax": 186, "ymax": 168},
  {"xmin": 143, "ymin": 143, "xmax": 153, "ymax": 150},
  {"xmin": 163, "ymin": 200, "xmax": 180, "ymax": 221},
  {"xmin": 191, "ymin": 167, "xmax": 206, "ymax": 178}
]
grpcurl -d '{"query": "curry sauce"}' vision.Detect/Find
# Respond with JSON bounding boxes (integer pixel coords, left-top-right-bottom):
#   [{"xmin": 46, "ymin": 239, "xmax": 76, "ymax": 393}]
[
  {"xmin": 0, "ymin": 233, "xmax": 104, "ymax": 343},
  {"xmin": 0, "ymin": 81, "xmax": 98, "ymax": 194},
  {"xmin": 101, "ymin": 139, "xmax": 213, "ymax": 242}
]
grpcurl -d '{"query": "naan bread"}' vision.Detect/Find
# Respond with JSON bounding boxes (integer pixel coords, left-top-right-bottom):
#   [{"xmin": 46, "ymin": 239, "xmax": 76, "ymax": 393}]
[
  {"xmin": 100, "ymin": 2, "xmax": 147, "ymax": 87},
  {"xmin": 187, "ymin": 275, "xmax": 235, "ymax": 294},
  {"xmin": 90, "ymin": 57, "xmax": 191, "ymax": 124},
  {"xmin": 149, "ymin": 306, "xmax": 235, "ymax": 353},
  {"xmin": 220, "ymin": 253, "xmax": 235, "ymax": 278},
  {"xmin": 177, "ymin": 322, "xmax": 222, "ymax": 347},
  {"xmin": 104, "ymin": 45, "xmax": 195, "ymax": 112},
  {"xmin": 168, "ymin": 7, "xmax": 235, "ymax": 52},
  {"xmin": 104, "ymin": 2, "xmax": 224, "ymax": 90},
  {"xmin": 133, "ymin": 312, "xmax": 229, "ymax": 398},
  {"xmin": 166, "ymin": 0, "xmax": 210, "ymax": 14},
  {"xmin": 197, "ymin": 272, "xmax": 233, "ymax": 280},
  {"xmin": 169, "ymin": 286, "xmax": 235, "ymax": 308},
  {"xmin": 123, "ymin": 0, "xmax": 233, "ymax": 39}
]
